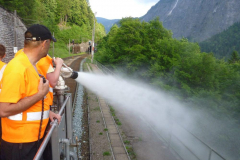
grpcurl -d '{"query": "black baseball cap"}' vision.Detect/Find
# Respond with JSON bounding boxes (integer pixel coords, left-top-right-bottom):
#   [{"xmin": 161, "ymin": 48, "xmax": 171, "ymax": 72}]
[{"xmin": 25, "ymin": 24, "xmax": 56, "ymax": 42}]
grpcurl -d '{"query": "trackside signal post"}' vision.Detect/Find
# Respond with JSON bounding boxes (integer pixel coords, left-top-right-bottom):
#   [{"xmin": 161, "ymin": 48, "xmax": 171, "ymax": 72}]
[{"xmin": 91, "ymin": 12, "xmax": 97, "ymax": 62}]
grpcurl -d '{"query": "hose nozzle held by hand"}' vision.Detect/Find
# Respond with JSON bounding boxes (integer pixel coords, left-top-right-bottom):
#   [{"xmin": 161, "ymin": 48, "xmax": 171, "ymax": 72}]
[
  {"xmin": 60, "ymin": 63, "xmax": 78, "ymax": 79},
  {"xmin": 53, "ymin": 57, "xmax": 78, "ymax": 79}
]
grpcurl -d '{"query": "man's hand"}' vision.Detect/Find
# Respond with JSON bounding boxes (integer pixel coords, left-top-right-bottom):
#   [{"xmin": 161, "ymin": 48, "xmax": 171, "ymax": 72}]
[
  {"xmin": 38, "ymin": 78, "xmax": 49, "ymax": 98},
  {"xmin": 49, "ymin": 111, "xmax": 61, "ymax": 124},
  {"xmin": 53, "ymin": 57, "xmax": 63, "ymax": 69}
]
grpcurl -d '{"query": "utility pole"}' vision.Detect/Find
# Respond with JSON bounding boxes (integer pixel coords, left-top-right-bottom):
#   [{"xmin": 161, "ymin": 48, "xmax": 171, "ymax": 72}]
[
  {"xmin": 13, "ymin": 10, "xmax": 18, "ymax": 54},
  {"xmin": 91, "ymin": 12, "xmax": 97, "ymax": 63},
  {"xmin": 52, "ymin": 32, "xmax": 54, "ymax": 57},
  {"xmin": 69, "ymin": 39, "xmax": 70, "ymax": 56}
]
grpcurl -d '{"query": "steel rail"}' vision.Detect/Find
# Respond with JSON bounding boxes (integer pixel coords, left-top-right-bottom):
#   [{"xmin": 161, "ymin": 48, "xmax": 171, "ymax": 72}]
[{"xmin": 34, "ymin": 95, "xmax": 70, "ymax": 160}]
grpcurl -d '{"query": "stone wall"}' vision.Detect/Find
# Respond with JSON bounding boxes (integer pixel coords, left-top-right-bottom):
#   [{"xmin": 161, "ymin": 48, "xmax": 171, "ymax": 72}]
[{"xmin": 0, "ymin": 7, "xmax": 26, "ymax": 63}]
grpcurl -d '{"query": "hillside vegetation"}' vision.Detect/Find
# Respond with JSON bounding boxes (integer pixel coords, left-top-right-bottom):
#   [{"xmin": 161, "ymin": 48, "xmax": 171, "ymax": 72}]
[
  {"xmin": 0, "ymin": 0, "xmax": 106, "ymax": 57},
  {"xmin": 96, "ymin": 18, "xmax": 240, "ymax": 118},
  {"xmin": 199, "ymin": 22, "xmax": 240, "ymax": 59},
  {"xmin": 95, "ymin": 17, "xmax": 240, "ymax": 158}
]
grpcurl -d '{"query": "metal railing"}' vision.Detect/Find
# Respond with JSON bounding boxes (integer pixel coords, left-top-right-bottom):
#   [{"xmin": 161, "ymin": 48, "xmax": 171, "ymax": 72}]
[
  {"xmin": 34, "ymin": 94, "xmax": 77, "ymax": 160},
  {"xmin": 92, "ymin": 59, "xmax": 227, "ymax": 160},
  {"xmin": 93, "ymin": 59, "xmax": 115, "ymax": 75},
  {"xmin": 166, "ymin": 122, "xmax": 226, "ymax": 160}
]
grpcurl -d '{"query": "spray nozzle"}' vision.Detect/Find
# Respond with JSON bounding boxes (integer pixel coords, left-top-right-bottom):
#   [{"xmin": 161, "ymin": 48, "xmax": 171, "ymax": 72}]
[
  {"xmin": 60, "ymin": 63, "xmax": 78, "ymax": 79},
  {"xmin": 52, "ymin": 57, "xmax": 78, "ymax": 79}
]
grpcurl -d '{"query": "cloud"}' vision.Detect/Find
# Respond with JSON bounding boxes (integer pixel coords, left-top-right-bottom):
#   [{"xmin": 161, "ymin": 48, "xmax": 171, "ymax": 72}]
[
  {"xmin": 89, "ymin": 0, "xmax": 158, "ymax": 19},
  {"xmin": 137, "ymin": 0, "xmax": 159, "ymax": 4}
]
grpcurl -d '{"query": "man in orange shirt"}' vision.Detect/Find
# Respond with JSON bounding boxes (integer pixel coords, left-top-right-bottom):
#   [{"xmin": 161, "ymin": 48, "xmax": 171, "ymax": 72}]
[
  {"xmin": 15, "ymin": 50, "xmax": 64, "ymax": 108},
  {"xmin": 0, "ymin": 24, "xmax": 60, "ymax": 160},
  {"xmin": 0, "ymin": 44, "xmax": 6, "ymax": 158},
  {"xmin": 0, "ymin": 44, "xmax": 6, "ymax": 83}
]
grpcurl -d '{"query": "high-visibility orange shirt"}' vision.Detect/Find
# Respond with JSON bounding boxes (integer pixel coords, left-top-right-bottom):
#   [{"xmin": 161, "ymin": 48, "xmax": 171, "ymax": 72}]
[
  {"xmin": 0, "ymin": 61, "xmax": 6, "ymax": 91},
  {"xmin": 15, "ymin": 50, "xmax": 54, "ymax": 105},
  {"xmin": 36, "ymin": 55, "xmax": 54, "ymax": 78},
  {"xmin": 0, "ymin": 52, "xmax": 50, "ymax": 143},
  {"xmin": 0, "ymin": 61, "xmax": 6, "ymax": 70},
  {"xmin": 36, "ymin": 55, "xmax": 54, "ymax": 105},
  {"xmin": 0, "ymin": 61, "xmax": 6, "ymax": 80}
]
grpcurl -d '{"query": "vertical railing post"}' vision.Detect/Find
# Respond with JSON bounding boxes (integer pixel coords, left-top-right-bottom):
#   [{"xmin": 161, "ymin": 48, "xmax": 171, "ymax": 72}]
[
  {"xmin": 65, "ymin": 93, "xmax": 73, "ymax": 142},
  {"xmin": 51, "ymin": 123, "xmax": 60, "ymax": 160}
]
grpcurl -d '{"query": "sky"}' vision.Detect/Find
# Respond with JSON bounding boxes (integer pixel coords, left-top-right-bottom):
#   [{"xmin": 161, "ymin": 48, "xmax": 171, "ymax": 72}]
[{"xmin": 89, "ymin": 0, "xmax": 160, "ymax": 20}]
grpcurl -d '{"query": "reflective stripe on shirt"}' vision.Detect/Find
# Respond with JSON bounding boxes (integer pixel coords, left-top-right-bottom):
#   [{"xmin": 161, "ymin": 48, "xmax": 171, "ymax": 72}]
[{"xmin": 8, "ymin": 110, "xmax": 50, "ymax": 121}]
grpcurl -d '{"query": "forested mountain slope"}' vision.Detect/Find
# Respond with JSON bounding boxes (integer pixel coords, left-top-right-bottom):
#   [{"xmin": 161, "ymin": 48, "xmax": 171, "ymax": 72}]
[
  {"xmin": 199, "ymin": 22, "xmax": 240, "ymax": 59},
  {"xmin": 141, "ymin": 0, "xmax": 240, "ymax": 42},
  {"xmin": 0, "ymin": 0, "xmax": 106, "ymax": 57}
]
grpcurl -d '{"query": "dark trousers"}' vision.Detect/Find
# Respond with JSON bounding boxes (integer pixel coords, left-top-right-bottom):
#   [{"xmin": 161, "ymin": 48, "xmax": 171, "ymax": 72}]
[{"xmin": 0, "ymin": 139, "xmax": 44, "ymax": 160}]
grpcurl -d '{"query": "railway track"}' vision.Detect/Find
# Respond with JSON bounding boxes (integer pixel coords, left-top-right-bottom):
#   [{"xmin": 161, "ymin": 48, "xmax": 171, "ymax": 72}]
[
  {"xmin": 64, "ymin": 55, "xmax": 129, "ymax": 160},
  {"xmin": 86, "ymin": 61, "xmax": 130, "ymax": 160}
]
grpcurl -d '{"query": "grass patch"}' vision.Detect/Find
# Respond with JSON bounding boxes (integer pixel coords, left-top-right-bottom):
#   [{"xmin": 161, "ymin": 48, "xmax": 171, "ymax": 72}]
[
  {"xmin": 124, "ymin": 140, "xmax": 130, "ymax": 145},
  {"xmin": 99, "ymin": 132, "xmax": 103, "ymax": 135},
  {"xmin": 114, "ymin": 118, "xmax": 122, "ymax": 126},
  {"xmin": 110, "ymin": 106, "xmax": 122, "ymax": 125},
  {"xmin": 93, "ymin": 107, "xmax": 100, "ymax": 111},
  {"xmin": 126, "ymin": 146, "xmax": 136, "ymax": 159},
  {"xmin": 85, "ymin": 57, "xmax": 91, "ymax": 63},
  {"xmin": 117, "ymin": 122, "xmax": 122, "ymax": 125},
  {"xmin": 104, "ymin": 128, "xmax": 108, "ymax": 131},
  {"xmin": 110, "ymin": 106, "xmax": 115, "ymax": 116},
  {"xmin": 96, "ymin": 120, "xmax": 100, "ymax": 123},
  {"xmin": 103, "ymin": 151, "xmax": 110, "ymax": 156}
]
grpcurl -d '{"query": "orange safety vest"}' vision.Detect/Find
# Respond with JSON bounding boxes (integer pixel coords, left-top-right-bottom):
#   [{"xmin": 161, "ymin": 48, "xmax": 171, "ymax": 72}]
[
  {"xmin": 36, "ymin": 55, "xmax": 54, "ymax": 105},
  {"xmin": 15, "ymin": 50, "xmax": 54, "ymax": 105},
  {"xmin": 0, "ymin": 61, "xmax": 6, "ymax": 92},
  {"xmin": 0, "ymin": 61, "xmax": 6, "ymax": 80},
  {"xmin": 0, "ymin": 52, "xmax": 50, "ymax": 143}
]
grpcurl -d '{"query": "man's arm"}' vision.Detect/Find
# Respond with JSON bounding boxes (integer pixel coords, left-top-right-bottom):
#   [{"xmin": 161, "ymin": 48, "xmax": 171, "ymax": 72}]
[
  {"xmin": 0, "ymin": 78, "xmax": 49, "ymax": 117},
  {"xmin": 47, "ymin": 57, "xmax": 63, "ymax": 87}
]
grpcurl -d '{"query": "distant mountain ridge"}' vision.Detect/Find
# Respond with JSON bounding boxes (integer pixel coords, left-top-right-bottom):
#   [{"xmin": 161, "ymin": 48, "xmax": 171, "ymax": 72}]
[
  {"xmin": 96, "ymin": 17, "xmax": 120, "ymax": 33},
  {"xmin": 141, "ymin": 0, "xmax": 240, "ymax": 42}
]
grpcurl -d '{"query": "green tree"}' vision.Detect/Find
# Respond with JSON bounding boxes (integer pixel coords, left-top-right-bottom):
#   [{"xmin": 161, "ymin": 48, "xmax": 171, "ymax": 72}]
[{"xmin": 228, "ymin": 50, "xmax": 239, "ymax": 64}]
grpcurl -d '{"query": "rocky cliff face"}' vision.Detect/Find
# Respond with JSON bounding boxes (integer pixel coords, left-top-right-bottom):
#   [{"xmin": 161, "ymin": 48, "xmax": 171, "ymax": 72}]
[{"xmin": 141, "ymin": 0, "xmax": 240, "ymax": 42}]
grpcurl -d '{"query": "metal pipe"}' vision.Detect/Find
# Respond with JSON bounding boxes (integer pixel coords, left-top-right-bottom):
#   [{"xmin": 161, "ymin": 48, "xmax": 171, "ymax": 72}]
[
  {"xmin": 60, "ymin": 139, "xmax": 70, "ymax": 160},
  {"xmin": 69, "ymin": 151, "xmax": 78, "ymax": 160},
  {"xmin": 59, "ymin": 95, "xmax": 70, "ymax": 115}
]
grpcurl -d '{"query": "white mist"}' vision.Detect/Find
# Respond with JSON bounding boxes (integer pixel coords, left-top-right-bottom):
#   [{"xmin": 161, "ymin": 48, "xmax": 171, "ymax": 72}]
[{"xmin": 75, "ymin": 72, "xmax": 235, "ymax": 160}]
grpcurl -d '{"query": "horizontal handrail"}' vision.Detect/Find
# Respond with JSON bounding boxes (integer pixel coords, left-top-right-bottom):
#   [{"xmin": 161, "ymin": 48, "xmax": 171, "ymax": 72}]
[
  {"xmin": 93, "ymin": 59, "xmax": 115, "ymax": 75},
  {"xmin": 34, "ymin": 95, "xmax": 70, "ymax": 160}
]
